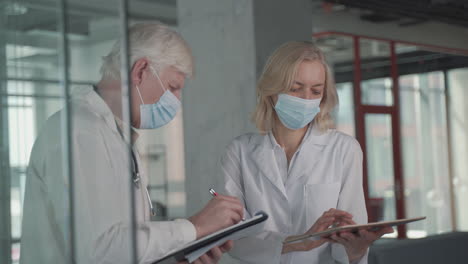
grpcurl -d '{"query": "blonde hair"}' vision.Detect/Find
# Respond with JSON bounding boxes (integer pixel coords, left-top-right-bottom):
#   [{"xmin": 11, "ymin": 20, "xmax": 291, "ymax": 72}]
[
  {"xmin": 252, "ymin": 41, "xmax": 338, "ymax": 134},
  {"xmin": 100, "ymin": 22, "xmax": 194, "ymax": 79}
]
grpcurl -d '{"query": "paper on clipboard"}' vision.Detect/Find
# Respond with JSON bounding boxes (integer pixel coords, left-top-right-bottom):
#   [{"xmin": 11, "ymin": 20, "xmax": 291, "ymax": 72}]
[
  {"xmin": 284, "ymin": 216, "xmax": 426, "ymax": 244},
  {"xmin": 154, "ymin": 211, "xmax": 268, "ymax": 264},
  {"xmin": 185, "ymin": 219, "xmax": 265, "ymax": 262}
]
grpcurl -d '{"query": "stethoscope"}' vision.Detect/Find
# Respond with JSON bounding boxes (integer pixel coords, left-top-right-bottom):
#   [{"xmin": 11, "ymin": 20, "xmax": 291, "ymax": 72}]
[
  {"xmin": 130, "ymin": 149, "xmax": 156, "ymax": 216},
  {"xmin": 115, "ymin": 121, "xmax": 156, "ymax": 217},
  {"xmin": 93, "ymin": 85, "xmax": 155, "ymax": 216}
]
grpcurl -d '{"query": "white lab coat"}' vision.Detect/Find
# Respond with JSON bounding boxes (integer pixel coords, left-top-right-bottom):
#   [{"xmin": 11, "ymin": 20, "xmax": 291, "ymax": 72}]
[
  {"xmin": 222, "ymin": 125, "xmax": 368, "ymax": 264},
  {"xmin": 20, "ymin": 86, "xmax": 196, "ymax": 264}
]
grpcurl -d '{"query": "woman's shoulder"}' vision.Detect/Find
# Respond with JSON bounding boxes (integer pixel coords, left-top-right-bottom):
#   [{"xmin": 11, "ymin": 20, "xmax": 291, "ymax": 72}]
[
  {"xmin": 229, "ymin": 132, "xmax": 262, "ymax": 145},
  {"xmin": 328, "ymin": 129, "xmax": 362, "ymax": 153},
  {"xmin": 225, "ymin": 132, "xmax": 265, "ymax": 153}
]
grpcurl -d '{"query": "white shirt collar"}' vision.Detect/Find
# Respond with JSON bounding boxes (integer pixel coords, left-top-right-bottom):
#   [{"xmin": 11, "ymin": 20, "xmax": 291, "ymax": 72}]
[{"xmin": 71, "ymin": 85, "xmax": 119, "ymax": 134}]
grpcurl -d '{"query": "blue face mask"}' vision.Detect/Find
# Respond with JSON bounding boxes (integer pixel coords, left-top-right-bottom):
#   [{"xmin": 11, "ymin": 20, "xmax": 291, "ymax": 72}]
[
  {"xmin": 274, "ymin": 93, "xmax": 321, "ymax": 130},
  {"xmin": 136, "ymin": 71, "xmax": 181, "ymax": 129}
]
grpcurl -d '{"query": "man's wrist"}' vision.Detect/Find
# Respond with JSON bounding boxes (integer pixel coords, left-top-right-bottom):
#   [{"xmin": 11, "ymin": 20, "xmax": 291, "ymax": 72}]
[{"xmin": 187, "ymin": 216, "xmax": 201, "ymax": 239}]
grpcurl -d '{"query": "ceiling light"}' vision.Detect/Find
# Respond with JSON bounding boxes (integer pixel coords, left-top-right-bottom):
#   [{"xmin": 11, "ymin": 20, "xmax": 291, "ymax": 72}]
[{"xmin": 3, "ymin": 2, "xmax": 28, "ymax": 16}]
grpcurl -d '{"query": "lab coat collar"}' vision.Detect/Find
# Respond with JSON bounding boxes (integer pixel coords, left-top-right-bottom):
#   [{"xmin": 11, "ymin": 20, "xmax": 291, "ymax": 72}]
[
  {"xmin": 260, "ymin": 123, "xmax": 331, "ymax": 150},
  {"xmin": 267, "ymin": 124, "xmax": 321, "ymax": 151},
  {"xmin": 251, "ymin": 124, "xmax": 333, "ymax": 199},
  {"xmin": 70, "ymin": 85, "xmax": 120, "ymax": 138},
  {"xmin": 115, "ymin": 117, "xmax": 140, "ymax": 143},
  {"xmin": 250, "ymin": 140, "xmax": 288, "ymax": 200},
  {"xmin": 302, "ymin": 123, "xmax": 332, "ymax": 147}
]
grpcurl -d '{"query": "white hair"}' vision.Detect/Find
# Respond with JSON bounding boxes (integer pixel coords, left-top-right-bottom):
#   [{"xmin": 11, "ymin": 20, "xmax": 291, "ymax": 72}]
[{"xmin": 100, "ymin": 22, "xmax": 194, "ymax": 79}]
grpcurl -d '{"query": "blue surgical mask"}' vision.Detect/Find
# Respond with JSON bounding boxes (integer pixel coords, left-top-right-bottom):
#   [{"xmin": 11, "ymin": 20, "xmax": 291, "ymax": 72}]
[
  {"xmin": 136, "ymin": 71, "xmax": 181, "ymax": 129},
  {"xmin": 274, "ymin": 93, "xmax": 321, "ymax": 130}
]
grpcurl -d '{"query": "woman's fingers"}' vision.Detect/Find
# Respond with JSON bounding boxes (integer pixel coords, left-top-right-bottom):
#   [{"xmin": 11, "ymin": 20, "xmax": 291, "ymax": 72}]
[
  {"xmin": 315, "ymin": 216, "xmax": 337, "ymax": 226},
  {"xmin": 313, "ymin": 209, "xmax": 354, "ymax": 232},
  {"xmin": 376, "ymin": 226, "xmax": 394, "ymax": 236},
  {"xmin": 303, "ymin": 239, "xmax": 327, "ymax": 251},
  {"xmin": 337, "ymin": 218, "xmax": 356, "ymax": 226},
  {"xmin": 330, "ymin": 233, "xmax": 350, "ymax": 245},
  {"xmin": 319, "ymin": 209, "xmax": 354, "ymax": 227},
  {"xmin": 339, "ymin": 231, "xmax": 358, "ymax": 242},
  {"xmin": 359, "ymin": 226, "xmax": 394, "ymax": 241},
  {"xmin": 322, "ymin": 208, "xmax": 353, "ymax": 219}
]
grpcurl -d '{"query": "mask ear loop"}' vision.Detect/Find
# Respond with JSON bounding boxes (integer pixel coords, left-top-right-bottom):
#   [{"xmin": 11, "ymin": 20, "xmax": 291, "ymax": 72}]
[
  {"xmin": 151, "ymin": 66, "xmax": 167, "ymax": 92},
  {"xmin": 136, "ymin": 65, "xmax": 168, "ymax": 105},
  {"xmin": 135, "ymin": 85, "xmax": 145, "ymax": 105}
]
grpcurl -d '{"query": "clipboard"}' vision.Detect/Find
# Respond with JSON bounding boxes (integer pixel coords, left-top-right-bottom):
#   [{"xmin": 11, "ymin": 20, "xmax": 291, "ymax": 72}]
[
  {"xmin": 284, "ymin": 216, "xmax": 426, "ymax": 244},
  {"xmin": 153, "ymin": 211, "xmax": 268, "ymax": 264}
]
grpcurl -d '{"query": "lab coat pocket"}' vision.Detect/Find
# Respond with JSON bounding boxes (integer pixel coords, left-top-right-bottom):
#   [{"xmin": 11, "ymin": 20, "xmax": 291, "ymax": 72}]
[{"xmin": 304, "ymin": 183, "xmax": 341, "ymax": 225}]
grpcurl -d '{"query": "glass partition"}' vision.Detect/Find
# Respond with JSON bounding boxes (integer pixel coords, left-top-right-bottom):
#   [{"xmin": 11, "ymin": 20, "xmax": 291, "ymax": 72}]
[
  {"xmin": 315, "ymin": 31, "xmax": 468, "ymax": 238},
  {"xmin": 1, "ymin": 0, "xmax": 185, "ymax": 263}
]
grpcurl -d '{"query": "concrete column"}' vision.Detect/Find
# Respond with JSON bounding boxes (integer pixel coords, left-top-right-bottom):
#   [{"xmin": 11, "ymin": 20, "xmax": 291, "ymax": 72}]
[
  {"xmin": 177, "ymin": 0, "xmax": 257, "ymax": 217},
  {"xmin": 0, "ymin": 11, "xmax": 12, "ymax": 264},
  {"xmin": 177, "ymin": 0, "xmax": 313, "ymax": 218},
  {"xmin": 252, "ymin": 0, "xmax": 313, "ymax": 76}
]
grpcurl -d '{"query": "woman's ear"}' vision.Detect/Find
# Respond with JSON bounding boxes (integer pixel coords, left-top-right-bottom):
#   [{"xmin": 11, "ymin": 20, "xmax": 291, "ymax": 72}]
[{"xmin": 130, "ymin": 58, "xmax": 150, "ymax": 87}]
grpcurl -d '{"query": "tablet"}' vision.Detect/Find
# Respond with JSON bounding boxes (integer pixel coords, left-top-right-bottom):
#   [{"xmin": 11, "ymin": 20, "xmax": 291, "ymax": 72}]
[{"xmin": 284, "ymin": 216, "xmax": 426, "ymax": 244}]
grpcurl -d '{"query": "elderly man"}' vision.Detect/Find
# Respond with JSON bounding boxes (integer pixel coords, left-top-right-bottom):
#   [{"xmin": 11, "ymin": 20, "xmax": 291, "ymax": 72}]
[{"xmin": 20, "ymin": 22, "xmax": 243, "ymax": 264}]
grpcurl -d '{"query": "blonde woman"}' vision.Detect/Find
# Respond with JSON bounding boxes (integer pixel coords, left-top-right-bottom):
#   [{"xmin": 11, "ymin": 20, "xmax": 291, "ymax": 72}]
[{"xmin": 221, "ymin": 41, "xmax": 392, "ymax": 264}]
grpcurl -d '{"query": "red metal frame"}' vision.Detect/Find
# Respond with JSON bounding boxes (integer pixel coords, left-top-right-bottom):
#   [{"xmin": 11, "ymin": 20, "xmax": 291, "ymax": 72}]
[
  {"xmin": 316, "ymin": 31, "xmax": 468, "ymax": 239},
  {"xmin": 314, "ymin": 31, "xmax": 468, "ymax": 56},
  {"xmin": 390, "ymin": 41, "xmax": 407, "ymax": 238},
  {"xmin": 361, "ymin": 105, "xmax": 393, "ymax": 114},
  {"xmin": 351, "ymin": 36, "xmax": 407, "ymax": 238},
  {"xmin": 352, "ymin": 36, "xmax": 367, "ymax": 202},
  {"xmin": 351, "ymin": 35, "xmax": 407, "ymax": 236}
]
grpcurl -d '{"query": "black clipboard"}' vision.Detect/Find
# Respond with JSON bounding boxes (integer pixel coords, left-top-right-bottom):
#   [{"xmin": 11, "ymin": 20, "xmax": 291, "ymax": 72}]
[{"xmin": 153, "ymin": 211, "xmax": 268, "ymax": 264}]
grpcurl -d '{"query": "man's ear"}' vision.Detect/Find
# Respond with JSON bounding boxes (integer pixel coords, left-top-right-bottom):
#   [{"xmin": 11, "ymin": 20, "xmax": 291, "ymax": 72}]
[{"xmin": 130, "ymin": 58, "xmax": 150, "ymax": 87}]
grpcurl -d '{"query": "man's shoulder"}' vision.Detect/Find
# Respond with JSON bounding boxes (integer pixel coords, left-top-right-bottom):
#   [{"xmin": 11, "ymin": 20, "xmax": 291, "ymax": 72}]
[{"xmin": 33, "ymin": 99, "xmax": 108, "ymax": 152}]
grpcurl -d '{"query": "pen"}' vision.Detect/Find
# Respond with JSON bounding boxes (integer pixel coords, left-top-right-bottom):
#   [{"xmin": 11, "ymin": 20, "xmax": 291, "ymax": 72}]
[
  {"xmin": 209, "ymin": 188, "xmax": 245, "ymax": 221},
  {"xmin": 209, "ymin": 188, "xmax": 218, "ymax": 197}
]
